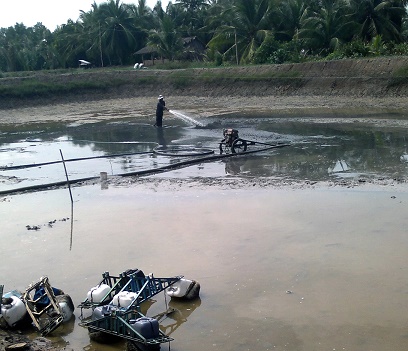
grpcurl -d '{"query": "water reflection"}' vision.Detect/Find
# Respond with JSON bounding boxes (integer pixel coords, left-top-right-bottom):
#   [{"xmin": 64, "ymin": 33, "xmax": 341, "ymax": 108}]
[
  {"xmin": 219, "ymin": 128, "xmax": 408, "ymax": 181},
  {"xmin": 225, "ymin": 157, "xmax": 246, "ymax": 175},
  {"xmin": 159, "ymin": 298, "xmax": 201, "ymax": 336},
  {"xmin": 328, "ymin": 160, "xmax": 350, "ymax": 175},
  {"xmin": 78, "ymin": 296, "xmax": 201, "ymax": 351},
  {"xmin": 156, "ymin": 126, "xmax": 167, "ymax": 148}
]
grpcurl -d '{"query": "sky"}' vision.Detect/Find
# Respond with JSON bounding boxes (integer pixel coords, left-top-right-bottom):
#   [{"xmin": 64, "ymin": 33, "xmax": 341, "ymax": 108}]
[{"xmin": 0, "ymin": 0, "xmax": 171, "ymax": 31}]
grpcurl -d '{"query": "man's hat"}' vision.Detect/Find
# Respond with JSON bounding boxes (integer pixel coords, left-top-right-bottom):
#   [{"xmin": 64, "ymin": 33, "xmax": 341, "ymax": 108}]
[{"xmin": 158, "ymin": 95, "xmax": 164, "ymax": 100}]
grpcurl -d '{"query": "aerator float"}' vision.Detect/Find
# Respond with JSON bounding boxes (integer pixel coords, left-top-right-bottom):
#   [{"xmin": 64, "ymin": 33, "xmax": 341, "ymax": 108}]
[
  {"xmin": 78, "ymin": 268, "xmax": 200, "ymax": 350},
  {"xmin": 1, "ymin": 277, "xmax": 75, "ymax": 336}
]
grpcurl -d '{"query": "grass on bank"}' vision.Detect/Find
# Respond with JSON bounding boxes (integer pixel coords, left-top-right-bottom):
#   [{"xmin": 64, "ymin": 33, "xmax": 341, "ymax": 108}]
[
  {"xmin": 1, "ymin": 58, "xmax": 408, "ymax": 99},
  {"xmin": 0, "ymin": 79, "xmax": 110, "ymax": 98},
  {"xmin": 388, "ymin": 66, "xmax": 408, "ymax": 87},
  {"xmin": 0, "ymin": 65, "xmax": 304, "ymax": 98}
]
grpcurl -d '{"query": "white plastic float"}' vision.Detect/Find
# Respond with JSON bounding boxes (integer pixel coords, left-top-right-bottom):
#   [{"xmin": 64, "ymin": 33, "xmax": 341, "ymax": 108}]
[
  {"xmin": 166, "ymin": 278, "xmax": 200, "ymax": 300},
  {"xmin": 1, "ymin": 294, "xmax": 27, "ymax": 327},
  {"xmin": 87, "ymin": 284, "xmax": 111, "ymax": 303},
  {"xmin": 56, "ymin": 295, "xmax": 75, "ymax": 322},
  {"xmin": 91, "ymin": 305, "xmax": 116, "ymax": 321},
  {"xmin": 111, "ymin": 291, "xmax": 138, "ymax": 308}
]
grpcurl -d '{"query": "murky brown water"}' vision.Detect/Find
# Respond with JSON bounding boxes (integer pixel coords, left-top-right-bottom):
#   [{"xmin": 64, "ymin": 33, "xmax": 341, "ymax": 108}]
[
  {"xmin": 2, "ymin": 112, "xmax": 408, "ymax": 350},
  {"xmin": 1, "ymin": 182, "xmax": 408, "ymax": 351}
]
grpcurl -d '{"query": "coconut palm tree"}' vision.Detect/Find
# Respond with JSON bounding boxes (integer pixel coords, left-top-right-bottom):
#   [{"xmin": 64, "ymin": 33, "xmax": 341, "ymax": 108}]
[
  {"xmin": 53, "ymin": 19, "xmax": 89, "ymax": 68},
  {"xmin": 97, "ymin": 0, "xmax": 142, "ymax": 65},
  {"xmin": 207, "ymin": 0, "xmax": 275, "ymax": 64},
  {"xmin": 298, "ymin": 0, "xmax": 354, "ymax": 55},
  {"xmin": 0, "ymin": 25, "xmax": 28, "ymax": 71},
  {"xmin": 76, "ymin": 0, "xmax": 146, "ymax": 66},
  {"xmin": 77, "ymin": 3, "xmax": 106, "ymax": 66},
  {"xmin": 174, "ymin": 0, "xmax": 210, "ymax": 27},
  {"xmin": 148, "ymin": 15, "xmax": 184, "ymax": 61},
  {"xmin": 175, "ymin": 0, "xmax": 208, "ymax": 10},
  {"xmin": 130, "ymin": 0, "xmax": 155, "ymax": 31},
  {"xmin": 274, "ymin": 0, "xmax": 309, "ymax": 42},
  {"xmin": 0, "ymin": 23, "xmax": 57, "ymax": 71},
  {"xmin": 349, "ymin": 0, "xmax": 407, "ymax": 42}
]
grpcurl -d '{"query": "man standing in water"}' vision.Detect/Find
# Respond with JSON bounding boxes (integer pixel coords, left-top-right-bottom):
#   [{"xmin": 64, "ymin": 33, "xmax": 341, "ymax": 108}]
[{"xmin": 155, "ymin": 95, "xmax": 168, "ymax": 127}]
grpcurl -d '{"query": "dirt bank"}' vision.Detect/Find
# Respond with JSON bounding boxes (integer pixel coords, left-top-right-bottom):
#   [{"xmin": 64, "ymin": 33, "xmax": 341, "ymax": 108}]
[{"xmin": 1, "ymin": 56, "xmax": 408, "ymax": 113}]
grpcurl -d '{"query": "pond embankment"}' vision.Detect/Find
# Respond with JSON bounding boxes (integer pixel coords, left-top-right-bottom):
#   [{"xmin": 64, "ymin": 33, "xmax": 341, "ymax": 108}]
[{"xmin": 1, "ymin": 56, "xmax": 408, "ymax": 111}]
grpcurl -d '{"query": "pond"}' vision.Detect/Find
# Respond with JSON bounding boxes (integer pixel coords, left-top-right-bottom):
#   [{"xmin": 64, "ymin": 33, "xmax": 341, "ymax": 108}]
[
  {"xmin": 1, "ymin": 112, "xmax": 408, "ymax": 351},
  {"xmin": 1, "ymin": 113, "xmax": 408, "ymax": 193}
]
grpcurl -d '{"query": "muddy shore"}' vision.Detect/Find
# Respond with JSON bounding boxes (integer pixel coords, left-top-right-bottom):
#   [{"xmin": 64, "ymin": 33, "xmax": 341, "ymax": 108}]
[
  {"xmin": 2, "ymin": 93, "xmax": 408, "ymax": 127},
  {"xmin": 1, "ymin": 57, "xmax": 408, "ymax": 125}
]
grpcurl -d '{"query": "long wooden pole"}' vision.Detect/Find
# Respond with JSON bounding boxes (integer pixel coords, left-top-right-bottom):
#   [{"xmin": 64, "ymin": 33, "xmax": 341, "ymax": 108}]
[
  {"xmin": 60, "ymin": 149, "xmax": 74, "ymax": 250},
  {"xmin": 60, "ymin": 149, "xmax": 73, "ymax": 204},
  {"xmin": 235, "ymin": 29, "xmax": 239, "ymax": 65}
]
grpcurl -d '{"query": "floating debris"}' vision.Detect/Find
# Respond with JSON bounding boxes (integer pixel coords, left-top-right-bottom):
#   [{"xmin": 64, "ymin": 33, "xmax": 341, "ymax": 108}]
[
  {"xmin": 25, "ymin": 225, "xmax": 40, "ymax": 231},
  {"xmin": 25, "ymin": 218, "xmax": 69, "ymax": 231}
]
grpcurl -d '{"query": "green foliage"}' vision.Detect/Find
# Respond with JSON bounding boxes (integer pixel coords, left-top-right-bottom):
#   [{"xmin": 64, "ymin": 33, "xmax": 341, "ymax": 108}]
[
  {"xmin": 0, "ymin": 79, "xmax": 110, "ymax": 98},
  {"xmin": 369, "ymin": 35, "xmax": 387, "ymax": 56},
  {"xmin": 167, "ymin": 70, "xmax": 194, "ymax": 88},
  {"xmin": 325, "ymin": 35, "xmax": 400, "ymax": 60},
  {"xmin": 267, "ymin": 40, "xmax": 304, "ymax": 64},
  {"xmin": 349, "ymin": 0, "xmax": 406, "ymax": 43},
  {"xmin": 148, "ymin": 14, "xmax": 184, "ymax": 61},
  {"xmin": 334, "ymin": 39, "xmax": 370, "ymax": 59},
  {"xmin": 0, "ymin": 0, "xmax": 408, "ymax": 72},
  {"xmin": 214, "ymin": 52, "xmax": 223, "ymax": 66},
  {"xmin": 151, "ymin": 60, "xmax": 216, "ymax": 69},
  {"xmin": 390, "ymin": 42, "xmax": 408, "ymax": 55},
  {"xmin": 207, "ymin": 0, "xmax": 275, "ymax": 64},
  {"xmin": 267, "ymin": 48, "xmax": 291, "ymax": 64},
  {"xmin": 388, "ymin": 65, "xmax": 408, "ymax": 87},
  {"xmin": 193, "ymin": 67, "xmax": 301, "ymax": 84},
  {"xmin": 252, "ymin": 36, "xmax": 280, "ymax": 64}
]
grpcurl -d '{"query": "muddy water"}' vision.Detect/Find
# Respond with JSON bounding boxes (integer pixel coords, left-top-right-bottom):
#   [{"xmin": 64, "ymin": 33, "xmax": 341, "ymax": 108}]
[
  {"xmin": 1, "ymin": 114, "xmax": 408, "ymax": 191},
  {"xmin": 1, "ymin": 114, "xmax": 408, "ymax": 351},
  {"xmin": 1, "ymin": 185, "xmax": 408, "ymax": 351}
]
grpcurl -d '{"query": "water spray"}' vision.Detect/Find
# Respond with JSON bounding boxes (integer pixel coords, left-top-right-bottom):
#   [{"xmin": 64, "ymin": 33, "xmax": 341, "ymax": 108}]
[{"xmin": 168, "ymin": 110, "xmax": 205, "ymax": 127}]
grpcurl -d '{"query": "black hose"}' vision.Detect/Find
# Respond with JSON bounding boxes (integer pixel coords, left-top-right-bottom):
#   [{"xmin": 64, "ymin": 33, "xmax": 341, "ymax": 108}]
[
  {"xmin": 0, "ymin": 176, "xmax": 99, "ymax": 196},
  {"xmin": 246, "ymin": 140, "xmax": 290, "ymax": 147},
  {"xmin": 118, "ymin": 144, "xmax": 288, "ymax": 177},
  {"xmin": 153, "ymin": 146, "xmax": 214, "ymax": 157},
  {"xmin": 0, "ymin": 151, "xmax": 153, "ymax": 171},
  {"xmin": 0, "ymin": 144, "xmax": 290, "ymax": 196}
]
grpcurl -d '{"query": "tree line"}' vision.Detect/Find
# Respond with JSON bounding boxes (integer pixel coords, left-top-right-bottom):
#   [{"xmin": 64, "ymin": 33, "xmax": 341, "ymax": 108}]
[{"xmin": 1, "ymin": 0, "xmax": 408, "ymax": 72}]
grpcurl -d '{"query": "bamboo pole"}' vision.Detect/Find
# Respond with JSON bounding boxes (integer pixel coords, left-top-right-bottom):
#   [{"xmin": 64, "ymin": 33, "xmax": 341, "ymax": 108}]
[{"xmin": 60, "ymin": 149, "xmax": 73, "ymax": 204}]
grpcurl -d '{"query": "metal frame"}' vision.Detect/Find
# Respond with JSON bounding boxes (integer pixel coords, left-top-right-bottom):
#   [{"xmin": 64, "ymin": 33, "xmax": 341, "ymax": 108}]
[
  {"xmin": 85, "ymin": 309, "xmax": 174, "ymax": 345},
  {"xmin": 78, "ymin": 270, "xmax": 183, "ymax": 346},
  {"xmin": 78, "ymin": 270, "xmax": 182, "ymax": 312},
  {"xmin": 22, "ymin": 276, "xmax": 64, "ymax": 336},
  {"xmin": 78, "ymin": 270, "xmax": 131, "ymax": 310},
  {"xmin": 0, "ymin": 284, "xmax": 3, "ymax": 308}
]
